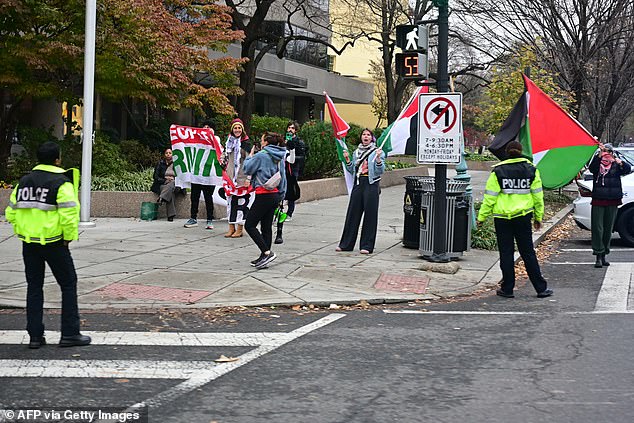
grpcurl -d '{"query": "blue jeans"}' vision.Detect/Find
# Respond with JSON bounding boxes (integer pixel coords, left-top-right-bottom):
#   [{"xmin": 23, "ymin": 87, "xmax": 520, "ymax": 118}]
[{"xmin": 23, "ymin": 241, "xmax": 80, "ymax": 337}]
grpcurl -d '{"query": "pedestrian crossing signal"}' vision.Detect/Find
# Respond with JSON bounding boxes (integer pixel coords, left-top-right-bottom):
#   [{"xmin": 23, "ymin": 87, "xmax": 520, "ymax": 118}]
[{"xmin": 396, "ymin": 52, "xmax": 428, "ymax": 79}]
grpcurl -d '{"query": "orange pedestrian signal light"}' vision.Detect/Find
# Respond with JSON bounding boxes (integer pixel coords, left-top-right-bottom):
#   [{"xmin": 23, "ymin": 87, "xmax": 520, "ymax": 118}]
[{"xmin": 396, "ymin": 53, "xmax": 428, "ymax": 79}]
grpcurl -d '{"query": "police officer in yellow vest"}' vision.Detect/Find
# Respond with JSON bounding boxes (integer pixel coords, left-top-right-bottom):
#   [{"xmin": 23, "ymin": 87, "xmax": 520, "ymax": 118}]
[
  {"xmin": 477, "ymin": 141, "xmax": 553, "ymax": 299},
  {"xmin": 5, "ymin": 142, "xmax": 91, "ymax": 348}
]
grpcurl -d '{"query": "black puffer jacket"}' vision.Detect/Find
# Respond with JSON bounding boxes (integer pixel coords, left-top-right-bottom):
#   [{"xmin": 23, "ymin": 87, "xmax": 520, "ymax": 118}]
[
  {"xmin": 151, "ymin": 159, "xmax": 169, "ymax": 194},
  {"xmin": 589, "ymin": 153, "xmax": 632, "ymax": 201}
]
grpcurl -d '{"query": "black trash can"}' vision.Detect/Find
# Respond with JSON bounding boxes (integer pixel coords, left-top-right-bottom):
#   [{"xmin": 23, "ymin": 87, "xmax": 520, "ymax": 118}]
[
  {"xmin": 402, "ymin": 176, "xmax": 427, "ymax": 248},
  {"xmin": 418, "ymin": 178, "xmax": 471, "ymax": 259}
]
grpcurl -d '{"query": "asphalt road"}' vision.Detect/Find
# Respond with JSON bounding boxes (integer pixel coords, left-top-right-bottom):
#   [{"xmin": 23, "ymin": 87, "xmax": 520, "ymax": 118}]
[{"xmin": 1, "ymin": 225, "xmax": 633, "ymax": 423}]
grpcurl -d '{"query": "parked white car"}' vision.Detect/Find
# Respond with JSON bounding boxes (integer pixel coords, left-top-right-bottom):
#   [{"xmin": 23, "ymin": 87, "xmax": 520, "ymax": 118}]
[{"xmin": 573, "ymin": 148, "xmax": 634, "ymax": 246}]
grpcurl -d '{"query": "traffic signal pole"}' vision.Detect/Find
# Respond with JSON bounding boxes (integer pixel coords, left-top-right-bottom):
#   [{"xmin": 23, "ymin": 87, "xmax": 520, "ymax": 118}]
[{"xmin": 430, "ymin": 0, "xmax": 450, "ymax": 262}]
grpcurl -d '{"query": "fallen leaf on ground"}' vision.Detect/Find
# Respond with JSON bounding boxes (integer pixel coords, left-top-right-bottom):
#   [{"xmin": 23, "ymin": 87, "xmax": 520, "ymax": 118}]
[{"xmin": 214, "ymin": 355, "xmax": 239, "ymax": 363}]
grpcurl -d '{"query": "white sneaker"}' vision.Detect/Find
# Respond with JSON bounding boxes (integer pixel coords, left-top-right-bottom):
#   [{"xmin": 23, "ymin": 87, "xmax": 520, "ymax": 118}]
[{"xmin": 205, "ymin": 220, "xmax": 214, "ymax": 230}]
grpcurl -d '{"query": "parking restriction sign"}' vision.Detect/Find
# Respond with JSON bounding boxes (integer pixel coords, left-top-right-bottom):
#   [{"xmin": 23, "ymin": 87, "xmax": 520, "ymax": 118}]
[{"xmin": 417, "ymin": 93, "xmax": 463, "ymax": 164}]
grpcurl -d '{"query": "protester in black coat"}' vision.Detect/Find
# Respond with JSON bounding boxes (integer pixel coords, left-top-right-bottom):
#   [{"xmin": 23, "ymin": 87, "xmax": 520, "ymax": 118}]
[
  {"xmin": 588, "ymin": 143, "xmax": 632, "ymax": 267},
  {"xmin": 151, "ymin": 148, "xmax": 179, "ymax": 221},
  {"xmin": 284, "ymin": 121, "xmax": 308, "ymax": 220}
]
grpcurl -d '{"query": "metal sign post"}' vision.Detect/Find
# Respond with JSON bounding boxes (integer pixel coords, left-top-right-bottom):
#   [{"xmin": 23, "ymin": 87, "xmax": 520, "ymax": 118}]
[{"xmin": 430, "ymin": 0, "xmax": 450, "ymax": 262}]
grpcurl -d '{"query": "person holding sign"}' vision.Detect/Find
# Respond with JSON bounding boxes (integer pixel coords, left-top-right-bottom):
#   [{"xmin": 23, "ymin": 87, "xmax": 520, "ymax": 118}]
[
  {"xmin": 336, "ymin": 129, "xmax": 385, "ymax": 254},
  {"xmin": 242, "ymin": 132, "xmax": 288, "ymax": 269},
  {"xmin": 220, "ymin": 118, "xmax": 252, "ymax": 238}
]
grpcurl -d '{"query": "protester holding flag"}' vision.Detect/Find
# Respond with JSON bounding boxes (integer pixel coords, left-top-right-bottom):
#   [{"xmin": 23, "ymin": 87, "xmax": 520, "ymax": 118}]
[
  {"xmin": 284, "ymin": 121, "xmax": 307, "ymax": 220},
  {"xmin": 336, "ymin": 129, "xmax": 385, "ymax": 255},
  {"xmin": 588, "ymin": 143, "xmax": 631, "ymax": 268},
  {"xmin": 221, "ymin": 118, "xmax": 251, "ymax": 238},
  {"xmin": 151, "ymin": 148, "xmax": 179, "ymax": 222},
  {"xmin": 477, "ymin": 141, "xmax": 553, "ymax": 299},
  {"xmin": 242, "ymin": 132, "xmax": 287, "ymax": 269}
]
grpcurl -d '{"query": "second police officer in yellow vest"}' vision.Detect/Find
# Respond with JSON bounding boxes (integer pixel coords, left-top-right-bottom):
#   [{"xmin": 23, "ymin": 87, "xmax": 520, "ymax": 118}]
[{"xmin": 477, "ymin": 141, "xmax": 553, "ymax": 299}]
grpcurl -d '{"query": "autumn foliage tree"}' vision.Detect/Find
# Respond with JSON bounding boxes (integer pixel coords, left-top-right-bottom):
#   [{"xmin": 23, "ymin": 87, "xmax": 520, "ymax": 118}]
[{"xmin": 0, "ymin": 0, "xmax": 244, "ymax": 179}]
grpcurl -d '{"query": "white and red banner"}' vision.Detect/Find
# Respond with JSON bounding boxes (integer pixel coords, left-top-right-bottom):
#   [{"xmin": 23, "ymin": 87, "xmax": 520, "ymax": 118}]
[{"xmin": 169, "ymin": 125, "xmax": 225, "ymax": 188}]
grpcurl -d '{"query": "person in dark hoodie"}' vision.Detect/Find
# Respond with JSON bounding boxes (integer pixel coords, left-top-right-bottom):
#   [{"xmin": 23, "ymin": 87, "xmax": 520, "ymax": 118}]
[
  {"xmin": 242, "ymin": 132, "xmax": 287, "ymax": 269},
  {"xmin": 588, "ymin": 143, "xmax": 631, "ymax": 268}
]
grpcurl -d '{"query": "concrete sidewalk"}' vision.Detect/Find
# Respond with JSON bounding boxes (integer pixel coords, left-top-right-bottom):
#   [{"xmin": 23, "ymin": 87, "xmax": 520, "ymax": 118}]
[{"xmin": 0, "ymin": 170, "xmax": 570, "ymax": 310}]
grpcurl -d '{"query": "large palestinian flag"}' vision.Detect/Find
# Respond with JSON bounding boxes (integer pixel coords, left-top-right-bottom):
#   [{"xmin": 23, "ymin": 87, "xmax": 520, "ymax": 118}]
[
  {"xmin": 489, "ymin": 74, "xmax": 597, "ymax": 189},
  {"xmin": 377, "ymin": 85, "xmax": 428, "ymax": 155}
]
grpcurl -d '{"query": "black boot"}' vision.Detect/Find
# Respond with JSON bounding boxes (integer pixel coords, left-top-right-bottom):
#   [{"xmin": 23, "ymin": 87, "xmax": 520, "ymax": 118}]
[
  {"xmin": 595, "ymin": 255, "xmax": 602, "ymax": 268},
  {"xmin": 601, "ymin": 253, "xmax": 610, "ymax": 267},
  {"xmin": 274, "ymin": 223, "xmax": 283, "ymax": 244}
]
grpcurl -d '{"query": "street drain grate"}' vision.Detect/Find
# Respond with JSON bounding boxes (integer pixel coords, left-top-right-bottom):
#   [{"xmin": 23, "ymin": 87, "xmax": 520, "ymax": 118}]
[
  {"xmin": 373, "ymin": 273, "xmax": 429, "ymax": 294},
  {"xmin": 97, "ymin": 283, "xmax": 212, "ymax": 303}
]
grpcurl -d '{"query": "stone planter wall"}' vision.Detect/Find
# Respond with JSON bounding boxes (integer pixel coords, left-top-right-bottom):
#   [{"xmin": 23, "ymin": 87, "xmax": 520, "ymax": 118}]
[{"xmin": 0, "ymin": 166, "xmax": 429, "ymax": 219}]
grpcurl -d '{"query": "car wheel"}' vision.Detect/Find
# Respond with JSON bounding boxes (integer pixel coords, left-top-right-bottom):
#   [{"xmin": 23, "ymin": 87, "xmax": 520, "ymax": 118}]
[{"xmin": 617, "ymin": 207, "xmax": 634, "ymax": 247}]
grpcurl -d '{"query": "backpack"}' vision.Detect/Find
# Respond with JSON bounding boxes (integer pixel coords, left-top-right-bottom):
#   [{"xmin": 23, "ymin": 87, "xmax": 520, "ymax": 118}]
[{"xmin": 256, "ymin": 151, "xmax": 282, "ymax": 190}]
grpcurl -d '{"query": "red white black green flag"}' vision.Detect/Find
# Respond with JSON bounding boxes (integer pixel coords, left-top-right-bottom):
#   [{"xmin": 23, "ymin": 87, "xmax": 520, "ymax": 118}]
[{"xmin": 488, "ymin": 74, "xmax": 598, "ymax": 189}]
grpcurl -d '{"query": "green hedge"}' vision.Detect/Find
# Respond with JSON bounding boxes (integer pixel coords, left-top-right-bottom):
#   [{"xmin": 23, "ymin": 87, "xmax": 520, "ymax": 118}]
[{"xmin": 91, "ymin": 168, "xmax": 153, "ymax": 191}]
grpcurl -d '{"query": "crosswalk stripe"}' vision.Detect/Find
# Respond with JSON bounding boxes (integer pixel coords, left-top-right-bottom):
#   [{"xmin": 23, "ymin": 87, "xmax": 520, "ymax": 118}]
[
  {"xmin": 382, "ymin": 310, "xmax": 634, "ymax": 315},
  {"xmin": 595, "ymin": 263, "xmax": 633, "ymax": 312},
  {"xmin": 560, "ymin": 248, "xmax": 634, "ymax": 252},
  {"xmin": 0, "ymin": 359, "xmax": 217, "ymax": 379},
  {"xmin": 101, "ymin": 313, "xmax": 346, "ymax": 422},
  {"xmin": 0, "ymin": 330, "xmax": 288, "ymax": 347}
]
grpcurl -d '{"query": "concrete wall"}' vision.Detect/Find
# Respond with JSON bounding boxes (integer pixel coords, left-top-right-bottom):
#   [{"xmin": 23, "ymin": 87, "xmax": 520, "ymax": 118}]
[{"xmin": 0, "ymin": 167, "xmax": 429, "ymax": 219}]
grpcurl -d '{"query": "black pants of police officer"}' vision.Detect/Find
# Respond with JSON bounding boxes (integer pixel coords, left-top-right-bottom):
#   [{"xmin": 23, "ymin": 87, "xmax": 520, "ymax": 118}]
[
  {"xmin": 494, "ymin": 213, "xmax": 548, "ymax": 294},
  {"xmin": 23, "ymin": 241, "xmax": 80, "ymax": 338}
]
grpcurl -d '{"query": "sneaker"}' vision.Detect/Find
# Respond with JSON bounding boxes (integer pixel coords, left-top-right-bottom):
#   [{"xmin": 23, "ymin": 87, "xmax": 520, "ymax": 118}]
[
  {"xmin": 250, "ymin": 253, "xmax": 265, "ymax": 266},
  {"xmin": 205, "ymin": 220, "xmax": 214, "ymax": 230},
  {"xmin": 255, "ymin": 252, "xmax": 277, "ymax": 269},
  {"xmin": 184, "ymin": 218, "xmax": 198, "ymax": 228},
  {"xmin": 285, "ymin": 216, "xmax": 293, "ymax": 222}
]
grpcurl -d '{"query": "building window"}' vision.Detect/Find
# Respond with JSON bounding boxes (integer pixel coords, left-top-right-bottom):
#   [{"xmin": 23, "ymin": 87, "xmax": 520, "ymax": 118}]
[{"xmin": 255, "ymin": 93, "xmax": 294, "ymax": 118}]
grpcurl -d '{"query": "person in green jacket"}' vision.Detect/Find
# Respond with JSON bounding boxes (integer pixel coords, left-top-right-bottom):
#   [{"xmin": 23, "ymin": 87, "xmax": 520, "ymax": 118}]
[
  {"xmin": 5, "ymin": 142, "xmax": 91, "ymax": 348},
  {"xmin": 477, "ymin": 141, "xmax": 553, "ymax": 299}
]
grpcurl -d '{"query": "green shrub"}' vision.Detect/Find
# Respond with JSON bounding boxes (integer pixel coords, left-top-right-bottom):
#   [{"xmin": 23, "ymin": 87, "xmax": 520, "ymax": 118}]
[
  {"xmin": 386, "ymin": 160, "xmax": 416, "ymax": 170},
  {"xmin": 543, "ymin": 189, "xmax": 573, "ymax": 204},
  {"xmin": 91, "ymin": 168, "xmax": 153, "ymax": 191},
  {"xmin": 250, "ymin": 115, "xmax": 290, "ymax": 139},
  {"xmin": 464, "ymin": 152, "xmax": 497, "ymax": 161},
  {"xmin": 299, "ymin": 120, "xmax": 342, "ymax": 179},
  {"xmin": 120, "ymin": 139, "xmax": 162, "ymax": 170},
  {"xmin": 471, "ymin": 202, "xmax": 498, "ymax": 250},
  {"xmin": 91, "ymin": 132, "xmax": 129, "ymax": 176}
]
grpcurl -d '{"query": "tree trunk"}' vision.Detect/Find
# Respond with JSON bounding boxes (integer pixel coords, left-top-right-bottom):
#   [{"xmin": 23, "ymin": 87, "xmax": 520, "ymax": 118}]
[
  {"xmin": 0, "ymin": 90, "xmax": 21, "ymax": 180},
  {"xmin": 236, "ymin": 42, "xmax": 257, "ymax": 132}
]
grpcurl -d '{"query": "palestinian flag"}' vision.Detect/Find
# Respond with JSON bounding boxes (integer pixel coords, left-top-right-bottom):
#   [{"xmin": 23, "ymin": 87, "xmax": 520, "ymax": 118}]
[
  {"xmin": 489, "ymin": 74, "xmax": 597, "ymax": 189},
  {"xmin": 377, "ymin": 85, "xmax": 428, "ymax": 155},
  {"xmin": 324, "ymin": 92, "xmax": 354, "ymax": 194},
  {"xmin": 324, "ymin": 92, "xmax": 351, "ymax": 161}
]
